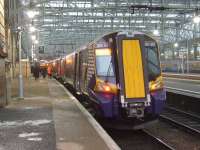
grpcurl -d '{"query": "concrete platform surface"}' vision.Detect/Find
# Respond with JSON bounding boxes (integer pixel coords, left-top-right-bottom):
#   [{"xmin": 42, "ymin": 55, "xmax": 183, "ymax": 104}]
[{"xmin": 0, "ymin": 78, "xmax": 119, "ymax": 150}]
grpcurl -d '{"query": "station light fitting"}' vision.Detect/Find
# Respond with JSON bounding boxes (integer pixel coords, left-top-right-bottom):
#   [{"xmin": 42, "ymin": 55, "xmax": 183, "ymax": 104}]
[
  {"xmin": 29, "ymin": 26, "xmax": 36, "ymax": 32},
  {"xmin": 31, "ymin": 35, "xmax": 36, "ymax": 41},
  {"xmin": 34, "ymin": 40, "xmax": 39, "ymax": 44},
  {"xmin": 153, "ymin": 29, "xmax": 159, "ymax": 36},
  {"xmin": 174, "ymin": 42, "xmax": 178, "ymax": 48},
  {"xmin": 21, "ymin": 0, "xmax": 29, "ymax": 6},
  {"xmin": 26, "ymin": 10, "xmax": 39, "ymax": 19},
  {"xmin": 17, "ymin": 26, "xmax": 22, "ymax": 30},
  {"xmin": 193, "ymin": 15, "xmax": 200, "ymax": 24}
]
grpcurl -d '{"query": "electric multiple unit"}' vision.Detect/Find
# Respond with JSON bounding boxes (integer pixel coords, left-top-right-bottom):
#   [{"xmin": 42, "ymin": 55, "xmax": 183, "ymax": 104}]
[
  {"xmin": 48, "ymin": 31, "xmax": 166, "ymax": 129},
  {"xmin": 161, "ymin": 60, "xmax": 200, "ymax": 73}
]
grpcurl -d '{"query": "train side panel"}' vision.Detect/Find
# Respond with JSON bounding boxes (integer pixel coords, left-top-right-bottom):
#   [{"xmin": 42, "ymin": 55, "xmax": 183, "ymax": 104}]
[
  {"xmin": 59, "ymin": 58, "xmax": 66, "ymax": 81},
  {"xmin": 52, "ymin": 59, "xmax": 60, "ymax": 78},
  {"xmin": 0, "ymin": 59, "xmax": 7, "ymax": 106},
  {"xmin": 64, "ymin": 53, "xmax": 76, "ymax": 86},
  {"xmin": 51, "ymin": 61, "xmax": 56, "ymax": 77},
  {"xmin": 57, "ymin": 59, "xmax": 62, "ymax": 78},
  {"xmin": 76, "ymin": 45, "xmax": 96, "ymax": 95},
  {"xmin": 78, "ymin": 49, "xmax": 89, "ymax": 94}
]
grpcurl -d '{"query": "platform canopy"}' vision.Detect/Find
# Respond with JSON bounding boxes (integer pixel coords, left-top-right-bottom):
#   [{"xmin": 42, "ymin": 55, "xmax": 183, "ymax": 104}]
[{"xmin": 13, "ymin": 0, "xmax": 200, "ymax": 59}]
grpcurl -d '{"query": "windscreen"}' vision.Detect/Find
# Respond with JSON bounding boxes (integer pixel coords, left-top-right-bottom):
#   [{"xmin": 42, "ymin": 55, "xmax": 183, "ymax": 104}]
[
  {"xmin": 145, "ymin": 41, "xmax": 161, "ymax": 81},
  {"xmin": 95, "ymin": 48, "xmax": 114, "ymax": 76}
]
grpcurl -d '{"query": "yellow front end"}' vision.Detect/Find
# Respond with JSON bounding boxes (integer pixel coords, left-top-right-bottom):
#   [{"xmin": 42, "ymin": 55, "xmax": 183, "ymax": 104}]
[{"xmin": 122, "ymin": 40, "xmax": 146, "ymax": 99}]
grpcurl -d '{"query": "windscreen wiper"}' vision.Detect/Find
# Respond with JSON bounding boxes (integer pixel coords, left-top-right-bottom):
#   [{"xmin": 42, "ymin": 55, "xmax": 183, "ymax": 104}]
[{"xmin": 105, "ymin": 61, "xmax": 112, "ymax": 82}]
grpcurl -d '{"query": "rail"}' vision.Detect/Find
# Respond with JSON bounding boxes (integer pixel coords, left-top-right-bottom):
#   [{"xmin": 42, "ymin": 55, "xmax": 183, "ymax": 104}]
[
  {"xmin": 61, "ymin": 78, "xmax": 175, "ymax": 150},
  {"xmin": 142, "ymin": 129, "xmax": 175, "ymax": 150},
  {"xmin": 160, "ymin": 106, "xmax": 200, "ymax": 136}
]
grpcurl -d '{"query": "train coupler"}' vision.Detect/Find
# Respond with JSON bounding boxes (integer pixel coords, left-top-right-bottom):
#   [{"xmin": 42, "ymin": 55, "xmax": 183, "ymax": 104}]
[{"xmin": 127, "ymin": 106, "xmax": 145, "ymax": 118}]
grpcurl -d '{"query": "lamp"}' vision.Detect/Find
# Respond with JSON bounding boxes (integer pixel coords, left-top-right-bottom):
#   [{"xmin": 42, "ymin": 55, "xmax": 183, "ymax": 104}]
[
  {"xmin": 153, "ymin": 29, "xmax": 159, "ymax": 36},
  {"xmin": 193, "ymin": 15, "xmax": 200, "ymax": 24},
  {"xmin": 31, "ymin": 35, "xmax": 36, "ymax": 41},
  {"xmin": 29, "ymin": 26, "xmax": 36, "ymax": 32},
  {"xmin": 174, "ymin": 42, "xmax": 178, "ymax": 48},
  {"xmin": 26, "ymin": 10, "xmax": 39, "ymax": 18}
]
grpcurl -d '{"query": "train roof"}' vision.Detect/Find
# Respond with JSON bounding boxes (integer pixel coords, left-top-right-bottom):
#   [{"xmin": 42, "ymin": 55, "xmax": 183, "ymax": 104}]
[
  {"xmin": 80, "ymin": 30, "xmax": 156, "ymax": 49},
  {"xmin": 56, "ymin": 30, "xmax": 157, "ymax": 59}
]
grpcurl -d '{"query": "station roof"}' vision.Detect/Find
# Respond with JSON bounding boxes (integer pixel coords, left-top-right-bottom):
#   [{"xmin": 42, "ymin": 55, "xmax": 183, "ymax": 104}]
[{"xmin": 16, "ymin": 0, "xmax": 200, "ymax": 59}]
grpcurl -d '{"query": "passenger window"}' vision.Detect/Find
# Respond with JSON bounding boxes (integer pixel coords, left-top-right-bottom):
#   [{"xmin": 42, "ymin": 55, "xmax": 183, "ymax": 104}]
[
  {"xmin": 145, "ymin": 41, "xmax": 161, "ymax": 80},
  {"xmin": 95, "ymin": 48, "xmax": 114, "ymax": 77}
]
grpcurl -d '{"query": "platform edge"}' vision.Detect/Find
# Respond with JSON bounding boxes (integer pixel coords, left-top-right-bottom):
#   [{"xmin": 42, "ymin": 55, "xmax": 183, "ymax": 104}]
[{"xmin": 56, "ymin": 80, "xmax": 121, "ymax": 150}]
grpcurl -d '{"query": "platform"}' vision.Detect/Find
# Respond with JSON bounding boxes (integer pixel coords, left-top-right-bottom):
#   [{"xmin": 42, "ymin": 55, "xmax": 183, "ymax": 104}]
[{"xmin": 0, "ymin": 78, "xmax": 119, "ymax": 150}]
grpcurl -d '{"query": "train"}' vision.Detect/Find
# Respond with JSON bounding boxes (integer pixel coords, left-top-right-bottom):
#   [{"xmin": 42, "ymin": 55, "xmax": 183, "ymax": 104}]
[
  {"xmin": 161, "ymin": 60, "xmax": 200, "ymax": 73},
  {"xmin": 46, "ymin": 31, "xmax": 166, "ymax": 129}
]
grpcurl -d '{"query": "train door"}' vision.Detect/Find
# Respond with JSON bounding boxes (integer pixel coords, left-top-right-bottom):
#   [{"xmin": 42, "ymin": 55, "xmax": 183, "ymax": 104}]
[
  {"xmin": 116, "ymin": 33, "xmax": 149, "ymax": 110},
  {"xmin": 58, "ymin": 59, "xmax": 62, "ymax": 77},
  {"xmin": 0, "ymin": 59, "xmax": 6, "ymax": 107},
  {"xmin": 79, "ymin": 50, "xmax": 88, "ymax": 94},
  {"xmin": 74, "ymin": 53, "xmax": 80, "ymax": 91}
]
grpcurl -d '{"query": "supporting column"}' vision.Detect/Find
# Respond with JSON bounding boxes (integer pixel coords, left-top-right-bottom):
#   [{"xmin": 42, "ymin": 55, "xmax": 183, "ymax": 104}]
[
  {"xmin": 193, "ymin": 44, "xmax": 198, "ymax": 60},
  {"xmin": 18, "ymin": 30, "xmax": 24, "ymax": 99},
  {"xmin": 186, "ymin": 39, "xmax": 189, "ymax": 73}
]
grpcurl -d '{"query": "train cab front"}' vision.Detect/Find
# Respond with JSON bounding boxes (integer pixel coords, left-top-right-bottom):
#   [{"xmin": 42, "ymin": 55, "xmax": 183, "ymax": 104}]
[
  {"xmin": 92, "ymin": 31, "xmax": 166, "ymax": 129},
  {"xmin": 115, "ymin": 32, "xmax": 166, "ymax": 126},
  {"xmin": 115, "ymin": 31, "xmax": 148, "ymax": 119}
]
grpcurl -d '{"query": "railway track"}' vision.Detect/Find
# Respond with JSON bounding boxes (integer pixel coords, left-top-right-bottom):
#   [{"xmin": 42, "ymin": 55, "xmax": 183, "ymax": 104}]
[
  {"xmin": 62, "ymin": 80, "xmax": 200, "ymax": 149},
  {"xmin": 59, "ymin": 79, "xmax": 200, "ymax": 149},
  {"xmin": 160, "ymin": 106, "xmax": 200, "ymax": 136},
  {"xmin": 105, "ymin": 128, "xmax": 174, "ymax": 150},
  {"xmin": 63, "ymin": 81, "xmax": 175, "ymax": 150},
  {"xmin": 141, "ymin": 129, "xmax": 175, "ymax": 150}
]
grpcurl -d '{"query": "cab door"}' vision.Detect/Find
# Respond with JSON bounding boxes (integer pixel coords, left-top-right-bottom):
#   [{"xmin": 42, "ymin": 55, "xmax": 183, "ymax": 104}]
[{"xmin": 116, "ymin": 33, "xmax": 148, "ymax": 107}]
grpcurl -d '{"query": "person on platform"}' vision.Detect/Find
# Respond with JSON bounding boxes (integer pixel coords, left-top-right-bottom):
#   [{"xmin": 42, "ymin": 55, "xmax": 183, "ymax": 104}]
[
  {"xmin": 41, "ymin": 67, "xmax": 47, "ymax": 78},
  {"xmin": 33, "ymin": 63, "xmax": 40, "ymax": 80},
  {"xmin": 47, "ymin": 65, "xmax": 52, "ymax": 78}
]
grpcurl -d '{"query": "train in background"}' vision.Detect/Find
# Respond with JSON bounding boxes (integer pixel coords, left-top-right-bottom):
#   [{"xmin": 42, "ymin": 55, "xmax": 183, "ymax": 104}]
[
  {"xmin": 47, "ymin": 31, "xmax": 166, "ymax": 129},
  {"xmin": 161, "ymin": 60, "xmax": 200, "ymax": 73}
]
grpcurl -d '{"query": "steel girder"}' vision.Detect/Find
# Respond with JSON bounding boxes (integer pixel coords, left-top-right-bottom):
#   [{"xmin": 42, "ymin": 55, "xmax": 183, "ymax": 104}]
[{"xmin": 17, "ymin": 0, "xmax": 200, "ymax": 57}]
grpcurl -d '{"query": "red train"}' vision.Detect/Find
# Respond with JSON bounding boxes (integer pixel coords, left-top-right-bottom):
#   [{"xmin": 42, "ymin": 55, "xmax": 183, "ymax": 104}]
[
  {"xmin": 161, "ymin": 60, "xmax": 200, "ymax": 73},
  {"xmin": 48, "ymin": 31, "xmax": 166, "ymax": 129}
]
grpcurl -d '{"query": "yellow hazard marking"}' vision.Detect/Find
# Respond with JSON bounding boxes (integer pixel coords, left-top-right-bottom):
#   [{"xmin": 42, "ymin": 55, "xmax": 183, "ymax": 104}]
[{"xmin": 122, "ymin": 40, "xmax": 145, "ymax": 98}]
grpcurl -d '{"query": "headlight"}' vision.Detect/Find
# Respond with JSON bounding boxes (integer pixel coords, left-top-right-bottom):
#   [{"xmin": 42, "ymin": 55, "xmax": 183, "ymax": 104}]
[
  {"xmin": 94, "ymin": 78, "xmax": 118, "ymax": 94},
  {"xmin": 149, "ymin": 76, "xmax": 164, "ymax": 92}
]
